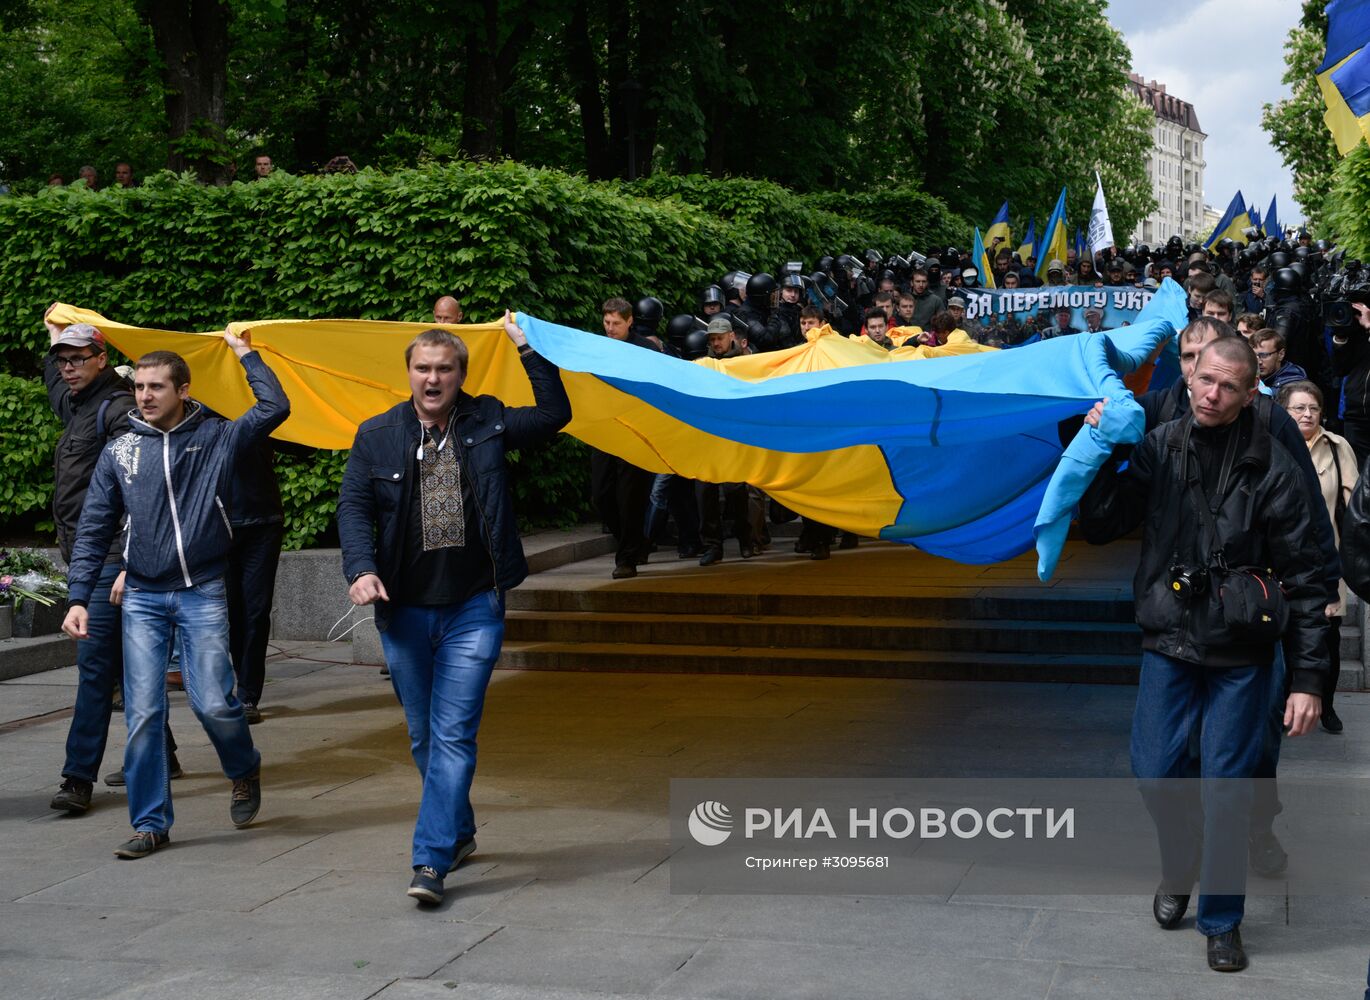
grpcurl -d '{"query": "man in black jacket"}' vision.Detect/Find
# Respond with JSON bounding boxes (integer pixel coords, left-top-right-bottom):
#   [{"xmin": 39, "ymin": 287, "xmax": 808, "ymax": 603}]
[
  {"xmin": 43, "ymin": 318, "xmax": 179, "ymax": 815},
  {"xmin": 1081, "ymin": 337, "xmax": 1327, "ymax": 974},
  {"xmin": 1331, "ymin": 289, "xmax": 1370, "ymax": 465},
  {"xmin": 337, "ymin": 313, "xmax": 570, "ymax": 906}
]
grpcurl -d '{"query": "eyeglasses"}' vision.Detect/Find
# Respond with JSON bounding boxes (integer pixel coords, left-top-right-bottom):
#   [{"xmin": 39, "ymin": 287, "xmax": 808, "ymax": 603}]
[
  {"xmin": 1286, "ymin": 404, "xmax": 1321, "ymax": 415},
  {"xmin": 50, "ymin": 353, "xmax": 99, "ymax": 370}
]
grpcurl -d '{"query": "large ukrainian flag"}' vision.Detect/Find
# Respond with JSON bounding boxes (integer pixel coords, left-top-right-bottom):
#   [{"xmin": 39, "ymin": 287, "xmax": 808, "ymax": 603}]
[
  {"xmin": 1317, "ymin": 0, "xmax": 1370, "ymax": 155},
  {"xmin": 46, "ymin": 283, "xmax": 1187, "ymax": 579}
]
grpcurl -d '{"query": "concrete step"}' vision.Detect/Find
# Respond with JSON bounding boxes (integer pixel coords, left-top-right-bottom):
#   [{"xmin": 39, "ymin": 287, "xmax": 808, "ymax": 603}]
[
  {"xmin": 1339, "ymin": 660, "xmax": 1365, "ymax": 691},
  {"xmin": 1343, "ymin": 628, "xmax": 1361, "ymax": 662},
  {"xmin": 503, "ymin": 610, "xmax": 1142, "ymax": 655},
  {"xmin": 506, "ymin": 586, "xmax": 1136, "ymax": 624},
  {"xmin": 497, "ymin": 640, "xmax": 1142, "ymax": 684},
  {"xmin": 0, "ymin": 634, "xmax": 73, "ymax": 681}
]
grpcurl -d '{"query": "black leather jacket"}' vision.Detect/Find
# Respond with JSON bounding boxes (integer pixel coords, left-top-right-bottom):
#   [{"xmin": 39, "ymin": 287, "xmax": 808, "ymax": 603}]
[
  {"xmin": 1081, "ymin": 408, "xmax": 1330, "ymax": 695},
  {"xmin": 336, "ymin": 349, "xmax": 570, "ymax": 632}
]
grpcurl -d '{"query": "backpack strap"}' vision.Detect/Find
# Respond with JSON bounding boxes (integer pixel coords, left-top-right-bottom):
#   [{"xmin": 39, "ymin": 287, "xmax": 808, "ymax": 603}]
[{"xmin": 95, "ymin": 398, "xmax": 113, "ymax": 440}]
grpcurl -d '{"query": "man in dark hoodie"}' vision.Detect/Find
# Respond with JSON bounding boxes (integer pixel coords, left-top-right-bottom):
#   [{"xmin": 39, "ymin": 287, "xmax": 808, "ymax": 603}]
[{"xmin": 62, "ymin": 329, "xmax": 290, "ymax": 859}]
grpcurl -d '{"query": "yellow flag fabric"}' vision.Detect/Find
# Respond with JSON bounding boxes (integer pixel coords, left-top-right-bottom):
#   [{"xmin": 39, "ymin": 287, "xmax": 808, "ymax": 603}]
[{"xmin": 43, "ymin": 305, "xmax": 916, "ymax": 536}]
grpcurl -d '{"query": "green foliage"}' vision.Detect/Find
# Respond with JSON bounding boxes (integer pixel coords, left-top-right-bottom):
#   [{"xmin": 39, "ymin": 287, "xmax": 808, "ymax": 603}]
[
  {"xmin": 0, "ymin": 0, "xmax": 164, "ymax": 190},
  {"xmin": 0, "ymin": 161, "xmax": 942, "ymax": 546},
  {"xmin": 1262, "ymin": 1, "xmax": 1339, "ymax": 228},
  {"xmin": 802, "ymin": 189, "xmax": 971, "ymax": 253},
  {"xmin": 1323, "ymin": 142, "xmax": 1370, "ymax": 259},
  {"xmin": 0, "ymin": 374, "xmax": 62, "ymax": 524},
  {"xmin": 1, "ymin": 0, "xmax": 1150, "ymax": 243},
  {"xmin": 274, "ymin": 449, "xmax": 347, "ymax": 551}
]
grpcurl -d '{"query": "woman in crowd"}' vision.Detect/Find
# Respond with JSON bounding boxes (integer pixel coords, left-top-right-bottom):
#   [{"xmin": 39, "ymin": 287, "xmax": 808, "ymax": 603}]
[{"xmin": 1279, "ymin": 380, "xmax": 1357, "ymax": 733}]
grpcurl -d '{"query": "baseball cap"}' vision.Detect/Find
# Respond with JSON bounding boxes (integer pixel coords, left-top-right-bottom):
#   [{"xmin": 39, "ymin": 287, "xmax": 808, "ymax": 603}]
[
  {"xmin": 1047, "ymin": 259, "xmax": 1065, "ymax": 274},
  {"xmin": 948, "ymin": 295, "xmax": 968, "ymax": 309},
  {"xmin": 47, "ymin": 323, "xmax": 106, "ymax": 354},
  {"xmin": 706, "ymin": 316, "xmax": 734, "ymax": 335}
]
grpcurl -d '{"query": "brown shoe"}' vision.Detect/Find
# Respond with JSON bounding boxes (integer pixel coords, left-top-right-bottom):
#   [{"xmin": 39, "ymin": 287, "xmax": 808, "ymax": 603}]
[{"xmin": 166, "ymin": 670, "xmax": 184, "ymax": 691}]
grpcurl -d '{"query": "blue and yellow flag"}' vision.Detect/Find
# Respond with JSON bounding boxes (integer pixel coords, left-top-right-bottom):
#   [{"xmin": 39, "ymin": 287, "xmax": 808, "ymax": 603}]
[
  {"xmin": 46, "ymin": 283, "xmax": 1188, "ymax": 580},
  {"xmin": 1035, "ymin": 187, "xmax": 1069, "ymax": 280},
  {"xmin": 985, "ymin": 201, "xmax": 1012, "ymax": 261},
  {"xmin": 1317, "ymin": 0, "xmax": 1370, "ymax": 155},
  {"xmin": 972, "ymin": 226, "xmax": 996, "ymax": 289},
  {"xmin": 1017, "ymin": 217, "xmax": 1037, "ymax": 264},
  {"xmin": 1265, "ymin": 194, "xmax": 1281, "ymax": 240},
  {"xmin": 1203, "ymin": 191, "xmax": 1251, "ymax": 248}
]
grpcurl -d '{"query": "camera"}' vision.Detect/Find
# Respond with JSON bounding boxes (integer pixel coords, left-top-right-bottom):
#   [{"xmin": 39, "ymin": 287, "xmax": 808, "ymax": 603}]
[{"xmin": 1168, "ymin": 564, "xmax": 1209, "ymax": 601}]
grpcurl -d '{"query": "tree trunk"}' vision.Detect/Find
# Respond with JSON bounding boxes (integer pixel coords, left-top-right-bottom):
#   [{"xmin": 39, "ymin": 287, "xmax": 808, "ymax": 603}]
[
  {"xmin": 140, "ymin": 0, "xmax": 231, "ymax": 184},
  {"xmin": 460, "ymin": 0, "xmax": 501, "ymax": 159},
  {"xmin": 566, "ymin": 0, "xmax": 610, "ymax": 178}
]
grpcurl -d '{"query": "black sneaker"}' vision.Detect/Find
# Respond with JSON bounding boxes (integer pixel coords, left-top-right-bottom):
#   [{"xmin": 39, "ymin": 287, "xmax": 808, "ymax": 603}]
[
  {"xmin": 243, "ymin": 703, "xmax": 263, "ymax": 725},
  {"xmin": 105, "ymin": 752, "xmax": 183, "ymax": 788},
  {"xmin": 612, "ymin": 563, "xmax": 637, "ymax": 579},
  {"xmin": 230, "ymin": 771, "xmax": 261, "ymax": 828},
  {"xmin": 449, "ymin": 837, "xmax": 477, "ymax": 873},
  {"xmin": 114, "ymin": 830, "xmax": 169, "ymax": 859},
  {"xmin": 407, "ymin": 866, "xmax": 444, "ymax": 905},
  {"xmin": 50, "ymin": 777, "xmax": 93, "ymax": 814},
  {"xmin": 1249, "ymin": 828, "xmax": 1288, "ymax": 878},
  {"xmin": 1322, "ymin": 707, "xmax": 1344, "ymax": 734}
]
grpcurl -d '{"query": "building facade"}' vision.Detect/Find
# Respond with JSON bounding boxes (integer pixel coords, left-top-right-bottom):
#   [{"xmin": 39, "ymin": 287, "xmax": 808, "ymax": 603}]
[{"xmin": 1126, "ymin": 73, "xmax": 1206, "ymax": 247}]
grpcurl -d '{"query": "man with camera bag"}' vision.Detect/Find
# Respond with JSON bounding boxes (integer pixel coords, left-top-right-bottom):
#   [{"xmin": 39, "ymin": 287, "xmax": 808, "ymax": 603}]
[{"xmin": 1080, "ymin": 336, "xmax": 1328, "ymax": 974}]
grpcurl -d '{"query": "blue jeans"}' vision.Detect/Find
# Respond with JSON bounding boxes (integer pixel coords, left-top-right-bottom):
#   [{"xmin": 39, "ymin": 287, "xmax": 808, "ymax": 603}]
[
  {"xmin": 380, "ymin": 590, "xmax": 505, "ymax": 872},
  {"xmin": 62, "ymin": 561, "xmax": 178, "ymax": 782},
  {"xmin": 62, "ymin": 561, "xmax": 124, "ymax": 782},
  {"xmin": 1132, "ymin": 650, "xmax": 1272, "ymax": 936},
  {"xmin": 122, "ymin": 577, "xmax": 260, "ymax": 834}
]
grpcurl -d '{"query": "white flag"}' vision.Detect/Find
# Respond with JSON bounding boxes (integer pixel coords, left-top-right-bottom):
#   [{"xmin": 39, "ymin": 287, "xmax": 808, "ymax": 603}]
[{"xmin": 1087, "ymin": 171, "xmax": 1114, "ymax": 257}]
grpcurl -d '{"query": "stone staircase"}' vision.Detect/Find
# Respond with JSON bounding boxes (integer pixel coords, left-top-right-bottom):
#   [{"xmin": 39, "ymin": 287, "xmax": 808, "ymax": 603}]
[{"xmin": 496, "ymin": 539, "xmax": 1366, "ymax": 688}]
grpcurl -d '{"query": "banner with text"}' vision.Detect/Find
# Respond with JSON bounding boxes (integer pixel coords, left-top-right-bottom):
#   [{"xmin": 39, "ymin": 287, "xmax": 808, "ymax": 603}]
[{"xmin": 962, "ymin": 286, "xmax": 1156, "ymax": 342}]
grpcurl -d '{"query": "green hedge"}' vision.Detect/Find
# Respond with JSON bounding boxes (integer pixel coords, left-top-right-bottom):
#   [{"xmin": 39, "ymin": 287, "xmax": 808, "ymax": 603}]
[{"xmin": 0, "ymin": 161, "xmax": 960, "ymax": 548}]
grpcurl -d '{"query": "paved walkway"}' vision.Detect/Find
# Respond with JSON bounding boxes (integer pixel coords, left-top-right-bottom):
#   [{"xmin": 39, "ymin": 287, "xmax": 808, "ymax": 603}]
[{"xmin": 2, "ymin": 547, "xmax": 1368, "ymax": 999}]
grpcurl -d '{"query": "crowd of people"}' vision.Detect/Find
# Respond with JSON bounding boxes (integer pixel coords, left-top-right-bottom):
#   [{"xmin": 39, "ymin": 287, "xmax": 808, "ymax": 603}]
[{"xmin": 35, "ymin": 152, "xmax": 366, "ymax": 190}]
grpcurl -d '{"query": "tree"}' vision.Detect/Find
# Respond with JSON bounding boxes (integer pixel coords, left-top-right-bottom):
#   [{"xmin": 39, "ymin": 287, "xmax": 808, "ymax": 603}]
[
  {"xmin": 1261, "ymin": 0, "xmax": 1339, "ymax": 227},
  {"xmin": 0, "ymin": 0, "xmax": 164, "ymax": 188},
  {"xmin": 137, "ymin": 0, "xmax": 233, "ymax": 184}
]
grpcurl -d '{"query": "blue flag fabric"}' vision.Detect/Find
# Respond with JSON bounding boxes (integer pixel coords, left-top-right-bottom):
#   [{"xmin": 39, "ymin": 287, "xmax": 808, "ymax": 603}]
[
  {"xmin": 517, "ymin": 280, "xmax": 1189, "ymax": 579},
  {"xmin": 1266, "ymin": 194, "xmax": 1281, "ymax": 239}
]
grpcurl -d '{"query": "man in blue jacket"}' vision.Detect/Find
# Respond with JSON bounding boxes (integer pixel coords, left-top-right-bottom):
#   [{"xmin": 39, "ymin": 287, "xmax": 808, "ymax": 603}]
[
  {"xmin": 62, "ymin": 329, "xmax": 290, "ymax": 859},
  {"xmin": 337, "ymin": 312, "xmax": 570, "ymax": 906}
]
